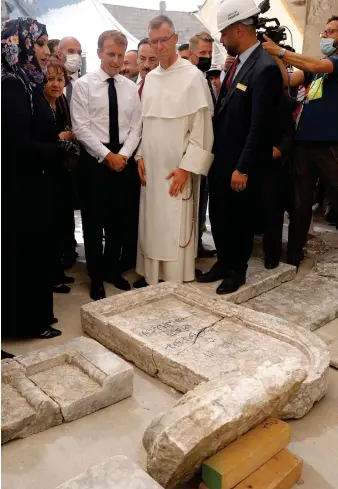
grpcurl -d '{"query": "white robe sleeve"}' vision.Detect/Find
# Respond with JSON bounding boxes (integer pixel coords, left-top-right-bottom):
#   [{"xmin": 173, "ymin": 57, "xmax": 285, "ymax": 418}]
[{"xmin": 179, "ymin": 107, "xmax": 214, "ymax": 176}]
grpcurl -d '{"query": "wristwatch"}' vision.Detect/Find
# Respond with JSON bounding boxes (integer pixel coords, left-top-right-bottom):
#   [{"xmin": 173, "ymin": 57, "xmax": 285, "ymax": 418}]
[{"xmin": 278, "ymin": 48, "xmax": 286, "ymax": 59}]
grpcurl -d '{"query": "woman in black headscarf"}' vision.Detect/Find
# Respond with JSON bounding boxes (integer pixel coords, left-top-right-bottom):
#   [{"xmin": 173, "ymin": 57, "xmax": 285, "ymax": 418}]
[{"xmin": 1, "ymin": 18, "xmax": 62, "ymax": 340}]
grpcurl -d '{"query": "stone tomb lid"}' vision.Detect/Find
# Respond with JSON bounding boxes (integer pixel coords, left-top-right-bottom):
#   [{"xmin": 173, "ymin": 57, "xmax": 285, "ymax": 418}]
[
  {"xmin": 81, "ymin": 282, "xmax": 329, "ymax": 419},
  {"xmin": 55, "ymin": 455, "xmax": 163, "ymax": 488}
]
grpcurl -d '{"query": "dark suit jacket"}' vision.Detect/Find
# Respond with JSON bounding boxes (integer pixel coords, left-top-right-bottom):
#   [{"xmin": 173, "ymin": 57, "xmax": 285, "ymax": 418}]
[{"xmin": 211, "ymin": 45, "xmax": 283, "ymax": 178}]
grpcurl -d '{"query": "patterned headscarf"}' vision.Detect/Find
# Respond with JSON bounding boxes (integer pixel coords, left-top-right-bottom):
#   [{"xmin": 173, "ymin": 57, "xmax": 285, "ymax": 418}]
[{"xmin": 1, "ymin": 17, "xmax": 47, "ymax": 87}]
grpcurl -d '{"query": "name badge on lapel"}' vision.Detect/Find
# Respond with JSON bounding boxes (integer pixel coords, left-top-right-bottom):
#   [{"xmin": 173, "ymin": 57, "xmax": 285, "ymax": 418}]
[{"xmin": 236, "ymin": 83, "xmax": 247, "ymax": 92}]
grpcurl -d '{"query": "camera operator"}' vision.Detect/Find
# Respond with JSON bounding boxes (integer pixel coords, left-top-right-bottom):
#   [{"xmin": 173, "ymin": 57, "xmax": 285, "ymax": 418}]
[
  {"xmin": 263, "ymin": 15, "xmax": 338, "ymax": 266},
  {"xmin": 256, "ymin": 45, "xmax": 297, "ymax": 269}
]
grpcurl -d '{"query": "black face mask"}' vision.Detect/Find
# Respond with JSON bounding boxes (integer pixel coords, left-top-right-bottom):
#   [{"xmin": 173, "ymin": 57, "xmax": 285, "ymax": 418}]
[{"xmin": 197, "ymin": 57, "xmax": 212, "ymax": 73}]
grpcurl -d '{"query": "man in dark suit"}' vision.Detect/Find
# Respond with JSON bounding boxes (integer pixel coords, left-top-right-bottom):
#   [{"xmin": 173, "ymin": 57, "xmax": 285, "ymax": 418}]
[{"xmin": 198, "ymin": 0, "xmax": 283, "ymax": 294}]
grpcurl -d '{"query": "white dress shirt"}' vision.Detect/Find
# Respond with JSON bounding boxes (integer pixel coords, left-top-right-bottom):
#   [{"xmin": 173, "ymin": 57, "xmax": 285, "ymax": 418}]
[
  {"xmin": 234, "ymin": 41, "xmax": 260, "ymax": 78},
  {"xmin": 71, "ymin": 67, "xmax": 142, "ymax": 161},
  {"xmin": 63, "ymin": 71, "xmax": 79, "ymax": 97},
  {"xmin": 136, "ymin": 73, "xmax": 143, "ymax": 87}
]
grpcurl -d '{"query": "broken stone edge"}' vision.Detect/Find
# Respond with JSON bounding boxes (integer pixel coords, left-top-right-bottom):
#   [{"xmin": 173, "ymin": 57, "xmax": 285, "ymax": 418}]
[
  {"xmin": 143, "ymin": 365, "xmax": 306, "ymax": 489},
  {"xmin": 81, "ymin": 282, "xmax": 330, "ymax": 419},
  {"xmin": 1, "ymin": 360, "xmax": 62, "ymax": 444}
]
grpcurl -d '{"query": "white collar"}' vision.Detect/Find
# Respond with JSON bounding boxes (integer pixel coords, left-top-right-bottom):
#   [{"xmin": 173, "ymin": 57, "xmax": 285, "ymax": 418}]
[
  {"xmin": 96, "ymin": 67, "xmax": 123, "ymax": 83},
  {"xmin": 136, "ymin": 73, "xmax": 143, "ymax": 86},
  {"xmin": 238, "ymin": 41, "xmax": 260, "ymax": 66},
  {"xmin": 68, "ymin": 71, "xmax": 79, "ymax": 82}
]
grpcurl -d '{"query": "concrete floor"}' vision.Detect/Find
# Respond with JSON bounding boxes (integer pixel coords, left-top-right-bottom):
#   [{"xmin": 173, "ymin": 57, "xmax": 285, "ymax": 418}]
[{"xmin": 2, "ymin": 217, "xmax": 338, "ymax": 489}]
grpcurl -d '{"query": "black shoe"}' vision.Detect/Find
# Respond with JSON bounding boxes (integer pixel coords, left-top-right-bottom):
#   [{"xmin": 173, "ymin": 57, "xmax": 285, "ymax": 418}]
[
  {"xmin": 198, "ymin": 246, "xmax": 217, "ymax": 258},
  {"xmin": 49, "ymin": 317, "xmax": 59, "ymax": 326},
  {"xmin": 37, "ymin": 327, "xmax": 62, "ymax": 339},
  {"xmin": 196, "ymin": 264, "xmax": 224, "ymax": 283},
  {"xmin": 133, "ymin": 277, "xmax": 149, "ymax": 289},
  {"xmin": 195, "ymin": 268, "xmax": 203, "ymax": 279},
  {"xmin": 216, "ymin": 272, "xmax": 246, "ymax": 295},
  {"xmin": 1, "ymin": 350, "xmax": 15, "ymax": 359},
  {"xmin": 105, "ymin": 275, "xmax": 131, "ymax": 291},
  {"xmin": 264, "ymin": 257, "xmax": 280, "ymax": 270},
  {"xmin": 53, "ymin": 284, "xmax": 71, "ymax": 294},
  {"xmin": 63, "ymin": 275, "xmax": 75, "ymax": 284},
  {"xmin": 90, "ymin": 282, "xmax": 106, "ymax": 301}
]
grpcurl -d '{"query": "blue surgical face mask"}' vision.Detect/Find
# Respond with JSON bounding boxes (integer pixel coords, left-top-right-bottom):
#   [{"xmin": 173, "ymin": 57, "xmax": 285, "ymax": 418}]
[{"xmin": 320, "ymin": 37, "xmax": 336, "ymax": 56}]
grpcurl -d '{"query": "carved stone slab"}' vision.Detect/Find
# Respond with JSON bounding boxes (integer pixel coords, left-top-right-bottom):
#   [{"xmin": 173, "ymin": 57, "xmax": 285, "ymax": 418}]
[
  {"xmin": 1, "ymin": 359, "xmax": 62, "ymax": 444},
  {"xmin": 55, "ymin": 455, "xmax": 163, "ymax": 489},
  {"xmin": 191, "ymin": 258, "xmax": 296, "ymax": 303},
  {"xmin": 15, "ymin": 337, "xmax": 133, "ymax": 422},
  {"xmin": 245, "ymin": 273, "xmax": 338, "ymax": 331},
  {"xmin": 81, "ymin": 283, "xmax": 329, "ymax": 419},
  {"xmin": 143, "ymin": 365, "xmax": 306, "ymax": 489}
]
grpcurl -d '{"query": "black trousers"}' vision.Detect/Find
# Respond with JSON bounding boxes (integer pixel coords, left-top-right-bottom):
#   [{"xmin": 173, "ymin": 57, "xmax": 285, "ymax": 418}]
[
  {"xmin": 209, "ymin": 172, "xmax": 256, "ymax": 275},
  {"xmin": 255, "ymin": 159, "xmax": 290, "ymax": 261},
  {"xmin": 79, "ymin": 149, "xmax": 140, "ymax": 283},
  {"xmin": 288, "ymin": 142, "xmax": 338, "ymax": 264}
]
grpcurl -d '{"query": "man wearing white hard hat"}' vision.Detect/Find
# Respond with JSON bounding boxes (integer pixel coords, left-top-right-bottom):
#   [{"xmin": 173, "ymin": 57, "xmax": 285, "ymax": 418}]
[{"xmin": 197, "ymin": 0, "xmax": 283, "ymax": 294}]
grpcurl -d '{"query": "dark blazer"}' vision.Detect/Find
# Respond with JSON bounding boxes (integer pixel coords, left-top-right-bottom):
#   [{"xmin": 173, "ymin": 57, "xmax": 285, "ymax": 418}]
[{"xmin": 211, "ymin": 44, "xmax": 283, "ymax": 178}]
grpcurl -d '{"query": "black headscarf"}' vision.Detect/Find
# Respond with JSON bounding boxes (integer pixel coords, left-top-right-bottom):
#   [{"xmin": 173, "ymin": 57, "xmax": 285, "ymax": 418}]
[{"xmin": 1, "ymin": 17, "xmax": 47, "ymax": 89}]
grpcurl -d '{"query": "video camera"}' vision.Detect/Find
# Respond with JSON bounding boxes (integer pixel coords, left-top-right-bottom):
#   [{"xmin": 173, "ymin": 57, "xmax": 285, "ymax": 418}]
[{"xmin": 255, "ymin": 0, "xmax": 287, "ymax": 45}]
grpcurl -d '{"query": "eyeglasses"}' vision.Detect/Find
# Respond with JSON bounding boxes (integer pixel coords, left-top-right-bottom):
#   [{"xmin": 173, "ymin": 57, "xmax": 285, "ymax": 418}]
[
  {"xmin": 148, "ymin": 33, "xmax": 175, "ymax": 46},
  {"xmin": 320, "ymin": 28, "xmax": 338, "ymax": 37}
]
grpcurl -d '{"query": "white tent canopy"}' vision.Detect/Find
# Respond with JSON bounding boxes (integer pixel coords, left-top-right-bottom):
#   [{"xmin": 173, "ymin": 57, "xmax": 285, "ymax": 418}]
[
  {"xmin": 195, "ymin": 0, "xmax": 304, "ymax": 65},
  {"xmin": 7, "ymin": 0, "xmax": 139, "ymax": 72}
]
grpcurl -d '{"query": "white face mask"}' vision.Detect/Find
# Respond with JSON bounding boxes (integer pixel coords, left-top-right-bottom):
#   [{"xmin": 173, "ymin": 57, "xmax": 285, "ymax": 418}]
[{"xmin": 64, "ymin": 54, "xmax": 82, "ymax": 73}]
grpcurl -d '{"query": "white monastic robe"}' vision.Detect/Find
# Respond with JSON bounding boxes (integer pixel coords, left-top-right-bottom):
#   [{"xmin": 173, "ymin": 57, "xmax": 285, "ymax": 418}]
[{"xmin": 136, "ymin": 56, "xmax": 214, "ymax": 285}]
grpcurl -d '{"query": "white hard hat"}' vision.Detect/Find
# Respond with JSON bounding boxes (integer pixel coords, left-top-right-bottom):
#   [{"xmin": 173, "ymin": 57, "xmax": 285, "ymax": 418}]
[{"xmin": 214, "ymin": 0, "xmax": 261, "ymax": 35}]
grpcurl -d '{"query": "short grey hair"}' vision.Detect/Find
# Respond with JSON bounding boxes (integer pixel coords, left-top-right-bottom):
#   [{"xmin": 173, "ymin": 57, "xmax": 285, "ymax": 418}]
[
  {"xmin": 98, "ymin": 30, "xmax": 127, "ymax": 51},
  {"xmin": 148, "ymin": 15, "xmax": 175, "ymax": 33}
]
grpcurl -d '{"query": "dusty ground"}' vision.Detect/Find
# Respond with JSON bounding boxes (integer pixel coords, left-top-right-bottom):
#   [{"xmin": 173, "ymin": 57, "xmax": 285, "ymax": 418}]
[{"xmin": 2, "ymin": 215, "xmax": 338, "ymax": 489}]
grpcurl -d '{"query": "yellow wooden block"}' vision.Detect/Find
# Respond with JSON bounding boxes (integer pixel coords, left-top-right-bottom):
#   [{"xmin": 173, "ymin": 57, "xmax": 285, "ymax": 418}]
[
  {"xmin": 202, "ymin": 418, "xmax": 290, "ymax": 489},
  {"xmin": 234, "ymin": 449, "xmax": 303, "ymax": 489}
]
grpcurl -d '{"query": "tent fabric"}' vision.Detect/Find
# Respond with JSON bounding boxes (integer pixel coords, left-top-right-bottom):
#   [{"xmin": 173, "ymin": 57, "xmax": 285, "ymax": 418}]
[{"xmin": 8, "ymin": 0, "xmax": 139, "ymax": 72}]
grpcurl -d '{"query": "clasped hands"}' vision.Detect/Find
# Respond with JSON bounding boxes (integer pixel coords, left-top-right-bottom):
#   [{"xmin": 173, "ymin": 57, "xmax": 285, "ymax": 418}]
[
  {"xmin": 104, "ymin": 152, "xmax": 128, "ymax": 172},
  {"xmin": 137, "ymin": 158, "xmax": 188, "ymax": 197}
]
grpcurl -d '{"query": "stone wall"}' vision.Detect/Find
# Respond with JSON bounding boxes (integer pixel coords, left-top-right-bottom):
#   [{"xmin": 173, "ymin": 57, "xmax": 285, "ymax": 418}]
[{"xmin": 303, "ymin": 0, "xmax": 338, "ymax": 56}]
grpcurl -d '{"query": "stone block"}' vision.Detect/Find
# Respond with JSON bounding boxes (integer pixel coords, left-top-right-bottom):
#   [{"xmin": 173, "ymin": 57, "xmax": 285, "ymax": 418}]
[
  {"xmin": 15, "ymin": 336, "xmax": 133, "ymax": 422},
  {"xmin": 143, "ymin": 366, "xmax": 305, "ymax": 489},
  {"xmin": 81, "ymin": 282, "xmax": 329, "ymax": 419},
  {"xmin": 306, "ymin": 231, "xmax": 338, "ymax": 258},
  {"xmin": 1, "ymin": 359, "xmax": 62, "ymax": 444},
  {"xmin": 233, "ymin": 449, "xmax": 302, "ymax": 489},
  {"xmin": 202, "ymin": 418, "xmax": 290, "ymax": 489},
  {"xmin": 314, "ymin": 250, "xmax": 338, "ymax": 281},
  {"xmin": 245, "ymin": 273, "xmax": 338, "ymax": 331},
  {"xmin": 55, "ymin": 455, "xmax": 163, "ymax": 488},
  {"xmin": 190, "ymin": 258, "xmax": 296, "ymax": 304}
]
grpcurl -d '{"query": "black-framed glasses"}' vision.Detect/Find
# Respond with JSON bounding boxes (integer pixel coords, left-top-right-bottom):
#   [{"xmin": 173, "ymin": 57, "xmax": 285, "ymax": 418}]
[
  {"xmin": 148, "ymin": 33, "xmax": 175, "ymax": 46},
  {"xmin": 320, "ymin": 28, "xmax": 338, "ymax": 37}
]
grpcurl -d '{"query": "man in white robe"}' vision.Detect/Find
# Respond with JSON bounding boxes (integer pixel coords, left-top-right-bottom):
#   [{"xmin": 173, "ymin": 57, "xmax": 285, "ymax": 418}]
[{"xmin": 134, "ymin": 15, "xmax": 214, "ymax": 287}]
